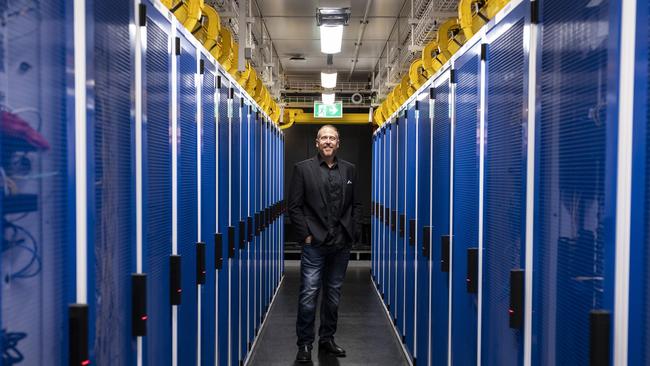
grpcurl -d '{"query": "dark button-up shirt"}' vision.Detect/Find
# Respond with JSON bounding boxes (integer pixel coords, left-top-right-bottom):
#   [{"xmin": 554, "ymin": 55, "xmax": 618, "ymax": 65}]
[{"xmin": 318, "ymin": 154, "xmax": 348, "ymax": 247}]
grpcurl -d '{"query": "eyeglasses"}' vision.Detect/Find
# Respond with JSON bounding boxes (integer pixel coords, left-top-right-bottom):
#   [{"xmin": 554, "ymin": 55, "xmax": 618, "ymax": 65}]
[{"xmin": 318, "ymin": 136, "xmax": 338, "ymax": 142}]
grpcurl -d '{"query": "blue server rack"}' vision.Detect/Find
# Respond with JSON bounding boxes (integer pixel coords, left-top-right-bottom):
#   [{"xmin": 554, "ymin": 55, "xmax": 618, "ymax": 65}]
[
  {"xmin": 0, "ymin": 1, "xmax": 285, "ymax": 364},
  {"xmin": 1, "ymin": 0, "xmax": 75, "ymax": 364},
  {"xmin": 143, "ymin": 6, "xmax": 172, "ymax": 365},
  {"xmin": 88, "ymin": 0, "xmax": 137, "ymax": 364},
  {"xmin": 532, "ymin": 0, "xmax": 620, "ymax": 364},
  {"xmin": 374, "ymin": 132, "xmax": 381, "ymax": 288},
  {"xmin": 200, "ymin": 62, "xmax": 217, "ymax": 366},
  {"xmin": 217, "ymin": 73, "xmax": 231, "ymax": 366},
  {"xmin": 405, "ymin": 103, "xmax": 417, "ymax": 354},
  {"xmin": 379, "ymin": 126, "xmax": 386, "ymax": 298},
  {"xmin": 385, "ymin": 121, "xmax": 393, "ymax": 321},
  {"xmin": 231, "ymin": 90, "xmax": 241, "ymax": 366},
  {"xmin": 481, "ymin": 4, "xmax": 529, "ymax": 365},
  {"xmin": 177, "ymin": 33, "xmax": 199, "ymax": 366},
  {"xmin": 239, "ymin": 98, "xmax": 251, "ymax": 360},
  {"xmin": 380, "ymin": 128, "xmax": 384, "ymax": 292},
  {"xmin": 397, "ymin": 114, "xmax": 406, "ymax": 336},
  {"xmin": 254, "ymin": 111, "xmax": 262, "ymax": 333},
  {"xmin": 451, "ymin": 43, "xmax": 481, "ymax": 366},
  {"xmin": 415, "ymin": 94, "xmax": 432, "ymax": 365},
  {"xmin": 371, "ymin": 134, "xmax": 376, "ymax": 282},
  {"xmin": 370, "ymin": 1, "xmax": 637, "ymax": 365},
  {"xmin": 629, "ymin": 1, "xmax": 650, "ymax": 363},
  {"xmin": 246, "ymin": 106, "xmax": 254, "ymax": 350},
  {"xmin": 430, "ymin": 73, "xmax": 452, "ymax": 366}
]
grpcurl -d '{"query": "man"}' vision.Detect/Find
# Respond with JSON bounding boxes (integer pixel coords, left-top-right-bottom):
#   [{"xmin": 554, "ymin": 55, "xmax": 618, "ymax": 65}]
[{"xmin": 289, "ymin": 125, "xmax": 362, "ymax": 363}]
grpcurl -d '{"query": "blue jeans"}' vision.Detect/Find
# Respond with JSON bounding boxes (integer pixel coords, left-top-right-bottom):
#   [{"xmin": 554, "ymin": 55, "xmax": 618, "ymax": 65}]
[{"xmin": 296, "ymin": 244, "xmax": 350, "ymax": 348}]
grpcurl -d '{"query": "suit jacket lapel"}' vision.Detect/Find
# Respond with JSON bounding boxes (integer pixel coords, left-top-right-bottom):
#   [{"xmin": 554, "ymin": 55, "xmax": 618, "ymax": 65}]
[{"xmin": 310, "ymin": 157, "xmax": 327, "ymax": 206}]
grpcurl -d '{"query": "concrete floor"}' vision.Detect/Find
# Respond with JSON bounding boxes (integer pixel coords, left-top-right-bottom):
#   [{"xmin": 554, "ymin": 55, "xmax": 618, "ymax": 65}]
[{"xmin": 246, "ymin": 260, "xmax": 410, "ymax": 366}]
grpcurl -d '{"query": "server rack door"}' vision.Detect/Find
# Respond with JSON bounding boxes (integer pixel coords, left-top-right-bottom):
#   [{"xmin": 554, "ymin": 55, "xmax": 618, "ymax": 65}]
[
  {"xmin": 143, "ymin": 6, "xmax": 172, "ymax": 365},
  {"xmin": 239, "ymin": 100, "xmax": 249, "ymax": 360},
  {"xmin": 415, "ymin": 95, "xmax": 432, "ymax": 364},
  {"xmin": 372, "ymin": 135, "xmax": 378, "ymax": 283},
  {"xmin": 533, "ymin": 0, "xmax": 619, "ymax": 364},
  {"xmin": 628, "ymin": 1, "xmax": 650, "ymax": 362},
  {"xmin": 231, "ymin": 92, "xmax": 242, "ymax": 366},
  {"xmin": 397, "ymin": 114, "xmax": 407, "ymax": 337},
  {"xmin": 200, "ymin": 66, "xmax": 217, "ymax": 366},
  {"xmin": 1, "ymin": 0, "xmax": 74, "ymax": 364},
  {"xmin": 177, "ymin": 34, "xmax": 198, "ymax": 366},
  {"xmin": 430, "ymin": 76, "xmax": 452, "ymax": 366},
  {"xmin": 451, "ymin": 45, "xmax": 481, "ymax": 365},
  {"xmin": 375, "ymin": 128, "xmax": 384, "ymax": 290},
  {"xmin": 405, "ymin": 104, "xmax": 418, "ymax": 354},
  {"xmin": 375, "ymin": 134, "xmax": 381, "ymax": 284},
  {"xmin": 379, "ymin": 128, "xmax": 385, "ymax": 294},
  {"xmin": 255, "ymin": 112, "xmax": 262, "ymax": 333},
  {"xmin": 384, "ymin": 125, "xmax": 391, "ymax": 312},
  {"xmin": 247, "ymin": 107, "xmax": 255, "ymax": 349},
  {"xmin": 217, "ymin": 74, "xmax": 231, "ymax": 366},
  {"xmin": 260, "ymin": 118, "xmax": 267, "ymax": 324},
  {"xmin": 88, "ymin": 0, "xmax": 137, "ymax": 363},
  {"xmin": 481, "ymin": 4, "xmax": 530, "ymax": 365}
]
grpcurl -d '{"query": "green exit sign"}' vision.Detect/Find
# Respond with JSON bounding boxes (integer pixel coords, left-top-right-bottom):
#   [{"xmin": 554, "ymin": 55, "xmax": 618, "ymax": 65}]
[{"xmin": 314, "ymin": 101, "xmax": 343, "ymax": 118}]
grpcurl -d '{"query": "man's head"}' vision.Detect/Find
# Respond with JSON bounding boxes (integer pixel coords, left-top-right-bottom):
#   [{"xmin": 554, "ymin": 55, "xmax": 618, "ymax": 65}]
[{"xmin": 315, "ymin": 124, "xmax": 340, "ymax": 160}]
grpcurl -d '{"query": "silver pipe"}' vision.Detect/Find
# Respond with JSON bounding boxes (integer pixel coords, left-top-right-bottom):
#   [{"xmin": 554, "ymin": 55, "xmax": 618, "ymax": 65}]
[{"xmin": 348, "ymin": 0, "xmax": 373, "ymax": 80}]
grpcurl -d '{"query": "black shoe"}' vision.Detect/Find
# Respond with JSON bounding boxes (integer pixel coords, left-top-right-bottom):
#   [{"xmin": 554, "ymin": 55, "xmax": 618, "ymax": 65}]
[
  {"xmin": 296, "ymin": 345, "xmax": 312, "ymax": 363},
  {"xmin": 319, "ymin": 339, "xmax": 346, "ymax": 357}
]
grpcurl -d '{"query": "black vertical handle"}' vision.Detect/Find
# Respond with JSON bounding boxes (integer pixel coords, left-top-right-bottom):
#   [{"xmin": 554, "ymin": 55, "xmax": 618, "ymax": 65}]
[
  {"xmin": 391, "ymin": 210, "xmax": 397, "ymax": 232},
  {"xmin": 422, "ymin": 226, "xmax": 431, "ymax": 258},
  {"xmin": 384, "ymin": 207, "xmax": 390, "ymax": 226},
  {"xmin": 509, "ymin": 269, "xmax": 524, "ymax": 329},
  {"xmin": 590, "ymin": 310, "xmax": 611, "ymax": 366},
  {"xmin": 399, "ymin": 214, "xmax": 405, "ymax": 236},
  {"xmin": 69, "ymin": 304, "xmax": 89, "ymax": 366},
  {"xmin": 408, "ymin": 219, "xmax": 416, "ymax": 246},
  {"xmin": 239, "ymin": 220, "xmax": 246, "ymax": 249},
  {"xmin": 441, "ymin": 235, "xmax": 450, "ymax": 272},
  {"xmin": 228, "ymin": 226, "xmax": 235, "ymax": 258},
  {"xmin": 132, "ymin": 273, "xmax": 147, "ymax": 336},
  {"xmin": 170, "ymin": 255, "xmax": 182, "ymax": 305},
  {"xmin": 255, "ymin": 213, "xmax": 261, "ymax": 235},
  {"xmin": 215, "ymin": 233, "xmax": 223, "ymax": 269},
  {"xmin": 196, "ymin": 242, "xmax": 206, "ymax": 285},
  {"xmin": 247, "ymin": 216, "xmax": 253, "ymax": 242},
  {"xmin": 466, "ymin": 248, "xmax": 478, "ymax": 293}
]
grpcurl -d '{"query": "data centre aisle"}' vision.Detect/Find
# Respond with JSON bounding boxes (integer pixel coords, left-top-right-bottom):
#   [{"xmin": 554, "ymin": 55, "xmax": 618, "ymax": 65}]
[{"xmin": 246, "ymin": 260, "xmax": 409, "ymax": 366}]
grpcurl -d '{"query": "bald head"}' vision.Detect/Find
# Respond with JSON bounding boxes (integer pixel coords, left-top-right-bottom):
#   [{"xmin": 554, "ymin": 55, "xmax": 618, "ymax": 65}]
[{"xmin": 316, "ymin": 124, "xmax": 339, "ymax": 140}]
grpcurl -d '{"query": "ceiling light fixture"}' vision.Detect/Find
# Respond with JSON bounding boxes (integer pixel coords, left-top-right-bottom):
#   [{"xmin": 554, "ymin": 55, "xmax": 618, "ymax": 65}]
[
  {"xmin": 321, "ymin": 72, "xmax": 337, "ymax": 88},
  {"xmin": 316, "ymin": 7, "xmax": 349, "ymax": 55},
  {"xmin": 322, "ymin": 93, "xmax": 335, "ymax": 105},
  {"xmin": 320, "ymin": 25, "xmax": 343, "ymax": 54}
]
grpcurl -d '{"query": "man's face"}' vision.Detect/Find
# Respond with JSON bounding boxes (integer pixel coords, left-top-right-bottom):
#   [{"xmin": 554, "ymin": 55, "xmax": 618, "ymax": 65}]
[{"xmin": 316, "ymin": 127, "xmax": 340, "ymax": 159}]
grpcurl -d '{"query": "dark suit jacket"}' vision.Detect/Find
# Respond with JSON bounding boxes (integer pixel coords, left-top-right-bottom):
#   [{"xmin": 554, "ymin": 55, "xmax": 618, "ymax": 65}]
[{"xmin": 288, "ymin": 155, "xmax": 362, "ymax": 246}]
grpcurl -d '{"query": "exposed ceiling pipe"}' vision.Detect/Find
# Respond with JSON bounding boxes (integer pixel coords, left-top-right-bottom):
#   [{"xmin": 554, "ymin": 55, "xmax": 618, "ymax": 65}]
[{"xmin": 348, "ymin": 0, "xmax": 373, "ymax": 81}]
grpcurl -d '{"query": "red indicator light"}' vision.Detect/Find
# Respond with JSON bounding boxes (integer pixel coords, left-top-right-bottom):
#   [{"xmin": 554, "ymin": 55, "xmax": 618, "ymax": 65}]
[
  {"xmin": 177, "ymin": 289, "xmax": 182, "ymax": 293},
  {"xmin": 81, "ymin": 360, "xmax": 91, "ymax": 366},
  {"xmin": 508, "ymin": 309, "xmax": 514, "ymax": 315},
  {"xmin": 202, "ymin": 270, "xmax": 206, "ymax": 274},
  {"xmin": 141, "ymin": 315, "xmax": 148, "ymax": 321},
  {"xmin": 466, "ymin": 278, "xmax": 471, "ymax": 282}
]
